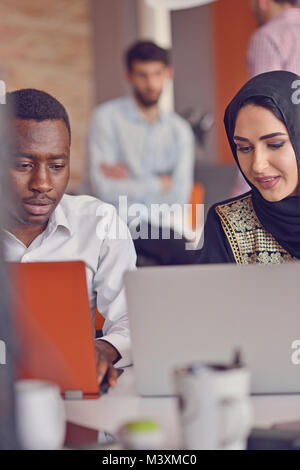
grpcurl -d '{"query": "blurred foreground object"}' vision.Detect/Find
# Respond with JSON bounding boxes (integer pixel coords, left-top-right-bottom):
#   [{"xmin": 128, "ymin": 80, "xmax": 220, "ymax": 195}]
[
  {"xmin": 15, "ymin": 380, "xmax": 65, "ymax": 450},
  {"xmin": 173, "ymin": 358, "xmax": 252, "ymax": 450},
  {"xmin": 0, "ymin": 86, "xmax": 19, "ymax": 449},
  {"xmin": 146, "ymin": 0, "xmax": 217, "ymax": 10},
  {"xmin": 117, "ymin": 419, "xmax": 164, "ymax": 450}
]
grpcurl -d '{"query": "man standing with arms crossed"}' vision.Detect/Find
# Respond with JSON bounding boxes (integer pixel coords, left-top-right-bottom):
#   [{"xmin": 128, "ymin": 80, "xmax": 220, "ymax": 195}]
[{"xmin": 87, "ymin": 41, "xmax": 195, "ymax": 265}]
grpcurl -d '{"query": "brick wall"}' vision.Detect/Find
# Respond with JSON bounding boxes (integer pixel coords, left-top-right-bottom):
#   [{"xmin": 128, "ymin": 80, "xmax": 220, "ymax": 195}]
[{"xmin": 0, "ymin": 0, "xmax": 94, "ymax": 190}]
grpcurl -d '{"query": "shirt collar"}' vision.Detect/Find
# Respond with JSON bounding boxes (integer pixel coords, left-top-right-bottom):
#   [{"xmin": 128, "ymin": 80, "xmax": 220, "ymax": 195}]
[
  {"xmin": 2, "ymin": 198, "xmax": 73, "ymax": 247},
  {"xmin": 126, "ymin": 95, "xmax": 168, "ymax": 124},
  {"xmin": 274, "ymin": 7, "xmax": 300, "ymax": 23},
  {"xmin": 47, "ymin": 200, "xmax": 73, "ymax": 237}
]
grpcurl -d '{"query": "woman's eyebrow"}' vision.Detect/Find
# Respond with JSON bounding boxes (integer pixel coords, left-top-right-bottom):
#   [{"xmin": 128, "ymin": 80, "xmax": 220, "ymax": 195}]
[
  {"xmin": 233, "ymin": 136, "xmax": 249, "ymax": 142},
  {"xmin": 233, "ymin": 132, "xmax": 287, "ymax": 142},
  {"xmin": 259, "ymin": 132, "xmax": 287, "ymax": 140}
]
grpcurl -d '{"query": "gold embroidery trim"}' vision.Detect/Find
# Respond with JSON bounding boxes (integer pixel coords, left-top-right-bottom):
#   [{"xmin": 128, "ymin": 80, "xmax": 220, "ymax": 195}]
[
  {"xmin": 215, "ymin": 194, "xmax": 295, "ymax": 264},
  {"xmin": 215, "ymin": 196, "xmax": 248, "ymax": 264}
]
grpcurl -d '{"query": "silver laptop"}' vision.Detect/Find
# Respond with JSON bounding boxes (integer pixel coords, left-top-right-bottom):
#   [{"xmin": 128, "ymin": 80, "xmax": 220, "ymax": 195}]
[{"xmin": 125, "ymin": 263, "xmax": 300, "ymax": 396}]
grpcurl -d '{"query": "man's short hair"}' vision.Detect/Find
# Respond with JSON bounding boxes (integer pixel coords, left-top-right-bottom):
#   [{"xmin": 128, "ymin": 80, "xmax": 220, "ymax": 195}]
[
  {"xmin": 6, "ymin": 88, "xmax": 71, "ymax": 143},
  {"xmin": 125, "ymin": 41, "xmax": 170, "ymax": 72},
  {"xmin": 273, "ymin": 0, "xmax": 298, "ymax": 5}
]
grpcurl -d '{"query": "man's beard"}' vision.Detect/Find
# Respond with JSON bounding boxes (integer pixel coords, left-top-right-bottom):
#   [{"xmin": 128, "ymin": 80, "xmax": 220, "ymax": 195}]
[
  {"xmin": 134, "ymin": 88, "xmax": 161, "ymax": 108},
  {"xmin": 8, "ymin": 208, "xmax": 49, "ymax": 227}
]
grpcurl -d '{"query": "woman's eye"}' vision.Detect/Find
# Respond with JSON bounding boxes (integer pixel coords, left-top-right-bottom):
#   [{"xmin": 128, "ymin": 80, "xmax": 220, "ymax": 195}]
[
  {"xmin": 236, "ymin": 146, "xmax": 252, "ymax": 154},
  {"xmin": 268, "ymin": 142, "xmax": 285, "ymax": 150}
]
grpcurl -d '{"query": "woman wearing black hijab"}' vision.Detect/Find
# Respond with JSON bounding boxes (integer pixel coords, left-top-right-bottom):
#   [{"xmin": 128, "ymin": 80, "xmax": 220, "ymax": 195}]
[{"xmin": 196, "ymin": 70, "xmax": 300, "ymax": 264}]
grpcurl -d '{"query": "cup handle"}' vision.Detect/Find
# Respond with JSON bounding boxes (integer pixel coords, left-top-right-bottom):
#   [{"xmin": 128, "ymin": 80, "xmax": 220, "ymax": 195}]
[{"xmin": 219, "ymin": 399, "xmax": 252, "ymax": 448}]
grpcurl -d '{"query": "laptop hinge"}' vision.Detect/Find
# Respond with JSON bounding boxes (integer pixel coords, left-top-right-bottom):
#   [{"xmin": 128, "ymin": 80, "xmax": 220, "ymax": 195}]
[{"xmin": 64, "ymin": 390, "xmax": 84, "ymax": 400}]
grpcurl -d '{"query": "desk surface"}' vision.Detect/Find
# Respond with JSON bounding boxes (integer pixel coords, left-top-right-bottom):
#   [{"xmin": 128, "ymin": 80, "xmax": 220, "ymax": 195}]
[{"xmin": 64, "ymin": 367, "xmax": 300, "ymax": 449}]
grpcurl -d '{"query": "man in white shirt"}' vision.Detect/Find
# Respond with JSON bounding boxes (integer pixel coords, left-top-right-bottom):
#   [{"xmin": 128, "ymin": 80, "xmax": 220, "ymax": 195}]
[{"xmin": 3, "ymin": 88, "xmax": 136, "ymax": 387}]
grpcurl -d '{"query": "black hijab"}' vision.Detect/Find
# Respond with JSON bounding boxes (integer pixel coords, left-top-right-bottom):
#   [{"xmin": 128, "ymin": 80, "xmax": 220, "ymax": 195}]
[{"xmin": 224, "ymin": 71, "xmax": 300, "ymax": 259}]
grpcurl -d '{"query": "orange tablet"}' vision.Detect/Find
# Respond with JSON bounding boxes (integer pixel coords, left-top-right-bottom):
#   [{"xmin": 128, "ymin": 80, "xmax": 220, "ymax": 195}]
[{"xmin": 10, "ymin": 261, "xmax": 99, "ymax": 399}]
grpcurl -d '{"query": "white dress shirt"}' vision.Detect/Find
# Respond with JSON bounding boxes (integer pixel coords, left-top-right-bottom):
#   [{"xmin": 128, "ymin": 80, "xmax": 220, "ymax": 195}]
[{"xmin": 3, "ymin": 194, "xmax": 137, "ymax": 366}]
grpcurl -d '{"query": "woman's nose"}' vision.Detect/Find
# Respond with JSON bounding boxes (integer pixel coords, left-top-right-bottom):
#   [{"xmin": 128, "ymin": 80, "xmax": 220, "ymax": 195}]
[{"xmin": 251, "ymin": 148, "xmax": 269, "ymax": 174}]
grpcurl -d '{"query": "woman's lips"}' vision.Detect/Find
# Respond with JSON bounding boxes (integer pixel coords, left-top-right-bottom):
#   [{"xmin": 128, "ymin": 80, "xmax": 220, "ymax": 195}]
[
  {"xmin": 255, "ymin": 176, "xmax": 280, "ymax": 190},
  {"xmin": 23, "ymin": 202, "xmax": 54, "ymax": 215}
]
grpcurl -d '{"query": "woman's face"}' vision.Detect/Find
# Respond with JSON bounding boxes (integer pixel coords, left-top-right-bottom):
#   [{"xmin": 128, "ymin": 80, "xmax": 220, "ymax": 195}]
[{"xmin": 234, "ymin": 104, "xmax": 299, "ymax": 202}]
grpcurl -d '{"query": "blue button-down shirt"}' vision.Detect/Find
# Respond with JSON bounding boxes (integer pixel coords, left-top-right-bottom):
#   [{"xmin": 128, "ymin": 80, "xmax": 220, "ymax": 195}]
[{"xmin": 87, "ymin": 96, "xmax": 195, "ymax": 218}]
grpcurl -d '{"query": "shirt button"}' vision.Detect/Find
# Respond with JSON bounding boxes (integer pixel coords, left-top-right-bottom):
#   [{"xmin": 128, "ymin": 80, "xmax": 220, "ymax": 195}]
[{"xmin": 22, "ymin": 254, "xmax": 30, "ymax": 262}]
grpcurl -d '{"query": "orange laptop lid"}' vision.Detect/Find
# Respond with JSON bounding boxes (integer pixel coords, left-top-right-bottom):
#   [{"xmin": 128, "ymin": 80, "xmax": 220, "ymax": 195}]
[{"xmin": 10, "ymin": 261, "xmax": 99, "ymax": 399}]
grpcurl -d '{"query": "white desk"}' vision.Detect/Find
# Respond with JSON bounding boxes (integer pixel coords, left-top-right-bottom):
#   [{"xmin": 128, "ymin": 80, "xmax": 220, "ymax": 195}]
[{"xmin": 64, "ymin": 367, "xmax": 300, "ymax": 449}]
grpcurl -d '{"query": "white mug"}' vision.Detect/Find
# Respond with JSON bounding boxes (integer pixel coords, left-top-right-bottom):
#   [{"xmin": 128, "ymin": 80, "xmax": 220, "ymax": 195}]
[
  {"xmin": 173, "ymin": 362, "xmax": 252, "ymax": 450},
  {"xmin": 15, "ymin": 379, "xmax": 66, "ymax": 450}
]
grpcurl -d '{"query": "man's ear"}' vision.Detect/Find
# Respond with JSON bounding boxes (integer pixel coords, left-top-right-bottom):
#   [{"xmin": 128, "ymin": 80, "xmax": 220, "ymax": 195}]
[
  {"xmin": 167, "ymin": 66, "xmax": 174, "ymax": 80},
  {"xmin": 125, "ymin": 70, "xmax": 133, "ymax": 85},
  {"xmin": 258, "ymin": 0, "xmax": 270, "ymax": 11}
]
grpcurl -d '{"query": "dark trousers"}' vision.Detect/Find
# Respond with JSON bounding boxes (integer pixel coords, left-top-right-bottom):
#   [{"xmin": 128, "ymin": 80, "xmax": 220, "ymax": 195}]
[{"xmin": 133, "ymin": 223, "xmax": 197, "ymax": 266}]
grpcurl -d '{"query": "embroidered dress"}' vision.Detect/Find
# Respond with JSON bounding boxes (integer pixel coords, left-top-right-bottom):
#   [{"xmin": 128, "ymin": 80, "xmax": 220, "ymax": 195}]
[{"xmin": 215, "ymin": 194, "xmax": 295, "ymax": 264}]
